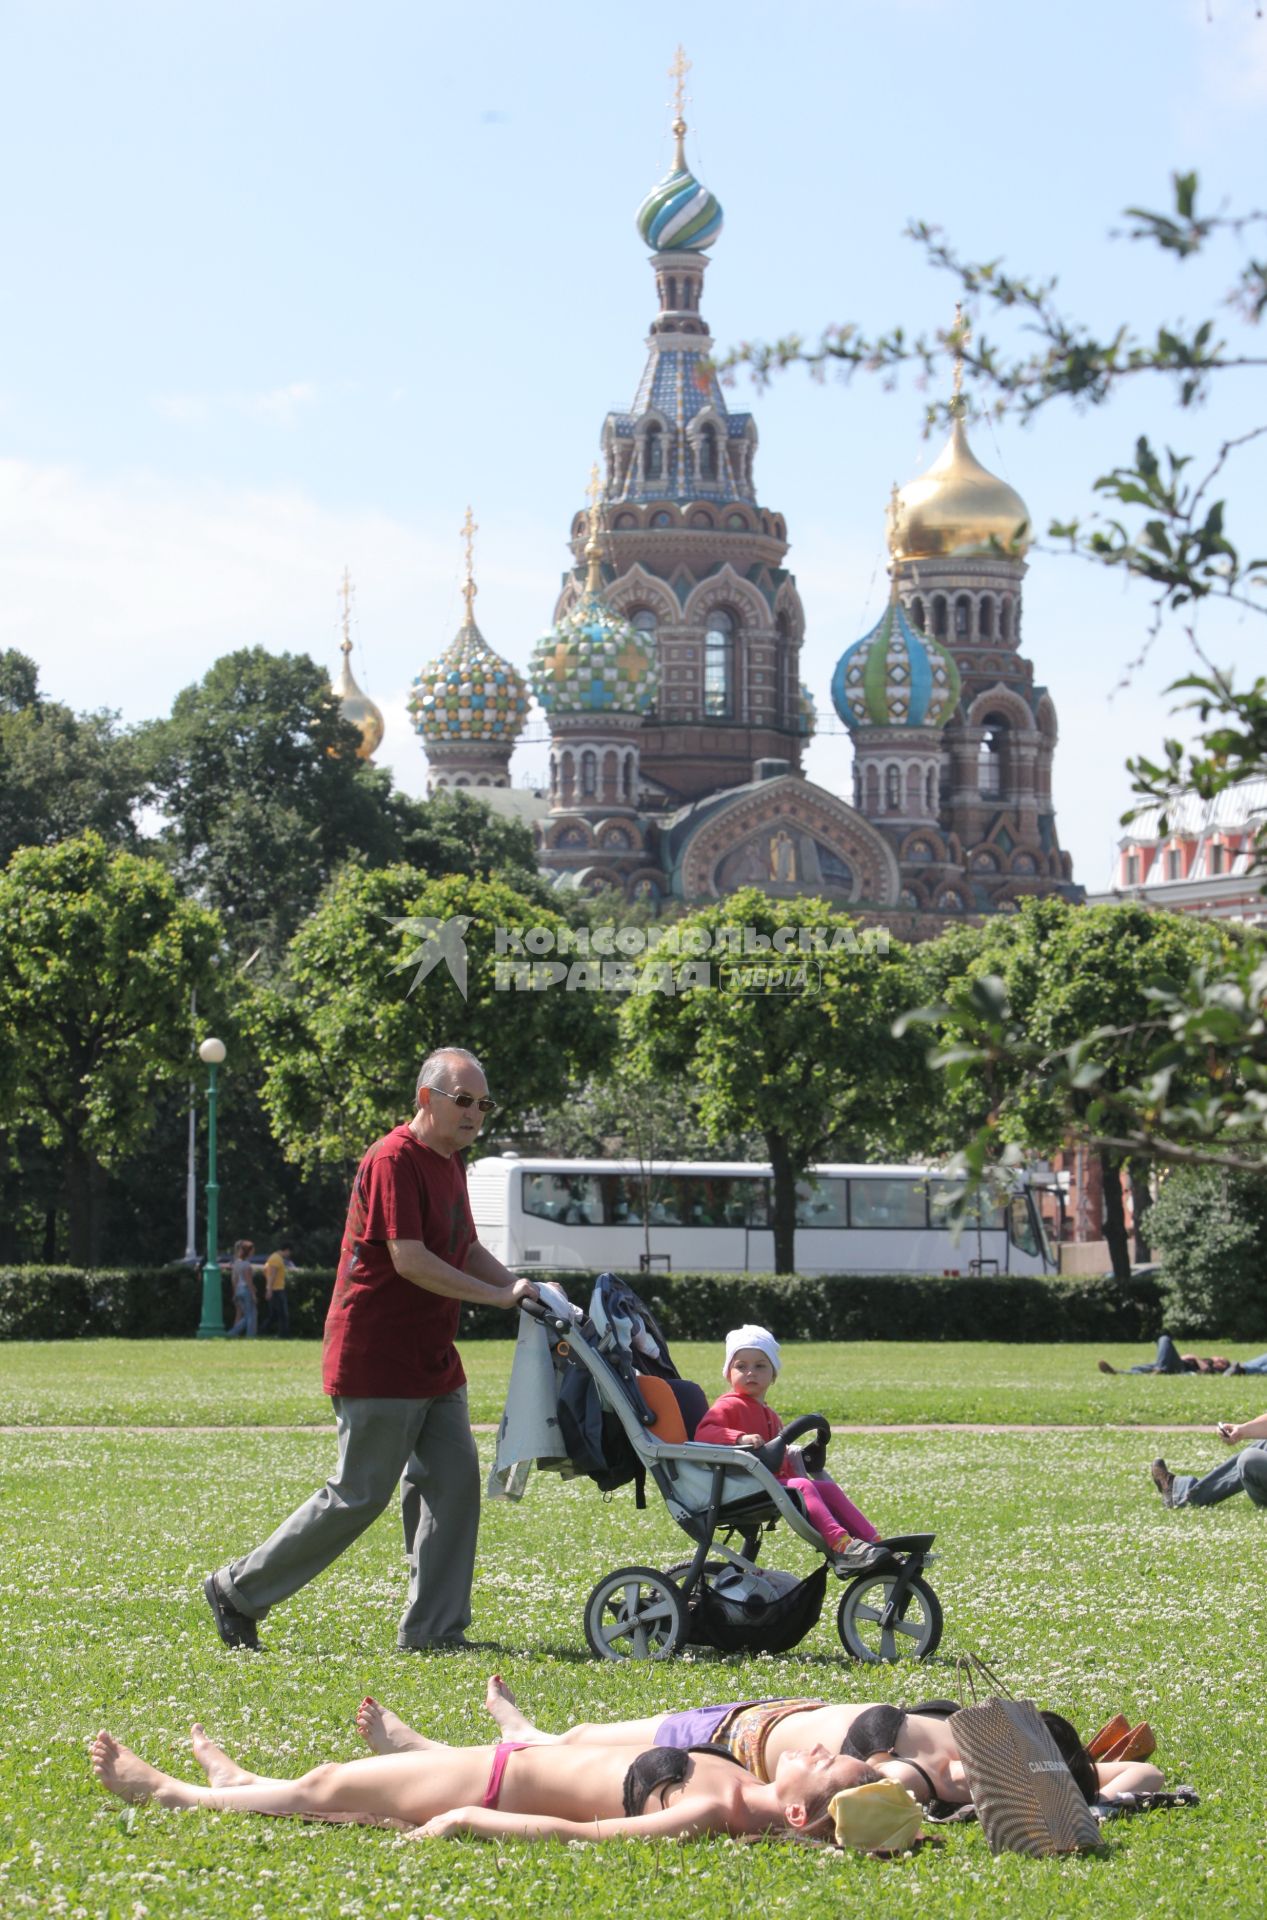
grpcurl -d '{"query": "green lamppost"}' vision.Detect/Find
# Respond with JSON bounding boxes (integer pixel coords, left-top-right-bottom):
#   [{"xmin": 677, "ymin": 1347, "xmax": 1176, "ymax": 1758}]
[{"xmin": 196, "ymin": 1036, "xmax": 228, "ymax": 1338}]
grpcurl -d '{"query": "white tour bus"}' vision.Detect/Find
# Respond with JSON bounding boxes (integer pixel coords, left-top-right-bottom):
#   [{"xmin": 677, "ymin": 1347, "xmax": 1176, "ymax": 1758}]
[{"xmin": 466, "ymin": 1156, "xmax": 1057, "ymax": 1277}]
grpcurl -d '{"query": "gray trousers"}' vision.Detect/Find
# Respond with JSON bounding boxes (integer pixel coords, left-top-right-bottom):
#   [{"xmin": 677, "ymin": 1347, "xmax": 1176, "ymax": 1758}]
[
  {"xmin": 218, "ymin": 1389, "xmax": 481, "ymax": 1647},
  {"xmin": 1172, "ymin": 1439, "xmax": 1267, "ymax": 1509}
]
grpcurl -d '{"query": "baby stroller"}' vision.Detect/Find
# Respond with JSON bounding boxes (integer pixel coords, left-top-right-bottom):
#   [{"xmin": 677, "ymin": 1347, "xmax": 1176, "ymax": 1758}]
[{"xmin": 491, "ymin": 1274, "xmax": 941, "ymax": 1666}]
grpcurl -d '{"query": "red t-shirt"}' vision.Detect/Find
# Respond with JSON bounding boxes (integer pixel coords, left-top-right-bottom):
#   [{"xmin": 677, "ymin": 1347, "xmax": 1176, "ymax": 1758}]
[
  {"xmin": 322, "ymin": 1124, "xmax": 476, "ymax": 1399},
  {"xmin": 694, "ymin": 1390, "xmax": 792, "ymax": 1481}
]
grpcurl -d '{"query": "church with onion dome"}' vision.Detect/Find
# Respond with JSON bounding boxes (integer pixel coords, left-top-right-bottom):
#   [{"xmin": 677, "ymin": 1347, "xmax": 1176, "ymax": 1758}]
[{"xmin": 399, "ymin": 58, "xmax": 1079, "ymax": 928}]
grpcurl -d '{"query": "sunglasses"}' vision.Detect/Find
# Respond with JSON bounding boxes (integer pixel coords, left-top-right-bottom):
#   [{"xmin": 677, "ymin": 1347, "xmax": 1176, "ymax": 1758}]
[{"xmin": 428, "ymin": 1086, "xmax": 499, "ymax": 1115}]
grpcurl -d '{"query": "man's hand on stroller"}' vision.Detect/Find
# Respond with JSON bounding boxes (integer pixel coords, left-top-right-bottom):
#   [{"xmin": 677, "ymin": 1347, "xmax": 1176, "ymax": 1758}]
[{"xmin": 509, "ymin": 1277, "xmax": 540, "ymax": 1308}]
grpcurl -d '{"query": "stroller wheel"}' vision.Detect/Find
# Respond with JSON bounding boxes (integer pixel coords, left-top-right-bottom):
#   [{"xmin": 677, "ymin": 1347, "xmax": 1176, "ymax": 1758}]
[
  {"xmin": 836, "ymin": 1571, "xmax": 943, "ymax": 1665},
  {"xmin": 583, "ymin": 1566, "xmax": 687, "ymax": 1662}
]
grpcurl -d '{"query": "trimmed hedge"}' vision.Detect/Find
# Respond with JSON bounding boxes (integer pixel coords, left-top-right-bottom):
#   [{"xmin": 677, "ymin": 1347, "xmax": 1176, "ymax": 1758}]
[{"xmin": 0, "ymin": 1263, "xmax": 1163, "ymax": 1343}]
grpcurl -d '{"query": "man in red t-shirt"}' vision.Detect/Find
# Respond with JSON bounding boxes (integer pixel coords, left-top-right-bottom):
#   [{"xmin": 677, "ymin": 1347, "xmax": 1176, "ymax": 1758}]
[{"xmin": 205, "ymin": 1046, "xmax": 535, "ymax": 1651}]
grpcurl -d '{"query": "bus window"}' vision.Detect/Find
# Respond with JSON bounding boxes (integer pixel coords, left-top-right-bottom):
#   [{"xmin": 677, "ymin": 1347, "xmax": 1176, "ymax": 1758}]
[
  {"xmin": 849, "ymin": 1178, "xmax": 928, "ymax": 1229},
  {"xmin": 1008, "ymin": 1194, "xmax": 1039, "ymax": 1256},
  {"xmin": 928, "ymin": 1182, "xmax": 1007, "ymax": 1231},
  {"xmin": 796, "ymin": 1176, "xmax": 849, "ymax": 1227},
  {"xmin": 599, "ymin": 1174, "xmax": 644, "ymax": 1225},
  {"xmin": 522, "ymin": 1173, "xmax": 601, "ymax": 1225},
  {"xmin": 748, "ymin": 1178, "xmax": 771, "ymax": 1227}
]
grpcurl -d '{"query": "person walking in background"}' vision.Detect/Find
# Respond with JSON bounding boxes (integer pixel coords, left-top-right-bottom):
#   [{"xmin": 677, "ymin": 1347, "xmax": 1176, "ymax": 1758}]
[
  {"xmin": 225, "ymin": 1240, "xmax": 258, "ymax": 1338},
  {"xmin": 262, "ymin": 1242, "xmax": 292, "ymax": 1337},
  {"xmin": 1151, "ymin": 1412, "xmax": 1267, "ymax": 1509},
  {"xmin": 204, "ymin": 1047, "xmax": 537, "ymax": 1654}
]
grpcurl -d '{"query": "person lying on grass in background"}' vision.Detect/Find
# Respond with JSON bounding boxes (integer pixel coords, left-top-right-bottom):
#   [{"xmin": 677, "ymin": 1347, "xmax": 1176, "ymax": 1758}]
[
  {"xmin": 694, "ymin": 1324, "xmax": 887, "ymax": 1572},
  {"xmin": 1099, "ymin": 1333, "xmax": 1233, "ymax": 1376},
  {"xmin": 90, "ymin": 1719, "xmax": 893, "ymax": 1846},
  {"xmin": 356, "ymin": 1675, "xmax": 1166, "ymax": 1814},
  {"xmin": 1151, "ymin": 1410, "xmax": 1267, "ymax": 1510}
]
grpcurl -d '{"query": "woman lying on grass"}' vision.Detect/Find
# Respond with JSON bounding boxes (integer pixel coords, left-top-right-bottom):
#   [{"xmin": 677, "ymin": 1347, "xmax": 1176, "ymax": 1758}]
[
  {"xmin": 357, "ymin": 1676, "xmax": 1166, "ymax": 1815},
  {"xmin": 90, "ymin": 1719, "xmax": 883, "ymax": 1843}
]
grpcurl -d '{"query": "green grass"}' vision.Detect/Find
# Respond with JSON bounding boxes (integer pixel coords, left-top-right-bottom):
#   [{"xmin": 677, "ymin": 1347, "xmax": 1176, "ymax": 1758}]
[
  {"xmin": 0, "ymin": 1341, "xmax": 1264, "ymax": 1916},
  {"xmin": 3, "ymin": 1336, "xmax": 1265, "ymax": 1428}
]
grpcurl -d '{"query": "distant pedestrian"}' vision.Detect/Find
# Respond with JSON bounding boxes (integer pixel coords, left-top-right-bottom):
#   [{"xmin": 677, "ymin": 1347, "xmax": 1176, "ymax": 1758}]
[
  {"xmin": 205, "ymin": 1047, "xmax": 538, "ymax": 1653},
  {"xmin": 262, "ymin": 1243, "xmax": 293, "ymax": 1337},
  {"xmin": 226, "ymin": 1240, "xmax": 257, "ymax": 1338}
]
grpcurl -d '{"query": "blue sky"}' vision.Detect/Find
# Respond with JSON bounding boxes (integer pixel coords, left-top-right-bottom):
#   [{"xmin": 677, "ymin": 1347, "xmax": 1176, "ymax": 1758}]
[{"xmin": 3, "ymin": 0, "xmax": 1265, "ymax": 885}]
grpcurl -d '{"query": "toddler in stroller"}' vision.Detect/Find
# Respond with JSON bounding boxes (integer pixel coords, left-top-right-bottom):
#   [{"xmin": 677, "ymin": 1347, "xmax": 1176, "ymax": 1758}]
[
  {"xmin": 695, "ymin": 1323, "xmax": 887, "ymax": 1574},
  {"xmin": 491, "ymin": 1274, "xmax": 941, "ymax": 1665}
]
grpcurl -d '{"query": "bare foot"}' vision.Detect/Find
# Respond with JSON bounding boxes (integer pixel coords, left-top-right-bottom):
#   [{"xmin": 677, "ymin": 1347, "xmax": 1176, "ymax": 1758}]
[
  {"xmin": 356, "ymin": 1696, "xmax": 427, "ymax": 1756},
  {"xmin": 484, "ymin": 1673, "xmax": 534, "ymax": 1740},
  {"xmin": 91, "ymin": 1731, "xmax": 167, "ymax": 1805},
  {"xmin": 190, "ymin": 1724, "xmax": 258, "ymax": 1788}
]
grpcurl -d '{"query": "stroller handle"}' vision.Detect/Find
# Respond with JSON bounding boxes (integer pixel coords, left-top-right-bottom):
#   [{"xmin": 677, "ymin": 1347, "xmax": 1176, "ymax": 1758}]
[{"xmin": 753, "ymin": 1412, "xmax": 831, "ymax": 1477}]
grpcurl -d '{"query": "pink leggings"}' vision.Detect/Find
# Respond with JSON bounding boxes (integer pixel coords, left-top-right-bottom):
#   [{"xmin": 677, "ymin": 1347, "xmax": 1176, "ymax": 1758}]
[{"xmin": 786, "ymin": 1474, "xmax": 877, "ymax": 1546}]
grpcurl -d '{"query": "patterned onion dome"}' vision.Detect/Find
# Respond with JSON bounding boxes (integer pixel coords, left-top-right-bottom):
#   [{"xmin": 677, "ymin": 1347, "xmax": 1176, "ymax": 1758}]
[
  {"xmin": 408, "ymin": 620, "xmax": 529, "ymax": 744},
  {"xmin": 636, "ymin": 159, "xmax": 723, "ymax": 253},
  {"xmin": 796, "ymin": 683, "xmax": 817, "ymax": 738},
  {"xmin": 529, "ymin": 586, "xmax": 658, "ymax": 717},
  {"xmin": 831, "ymin": 596, "xmax": 961, "ymax": 732}
]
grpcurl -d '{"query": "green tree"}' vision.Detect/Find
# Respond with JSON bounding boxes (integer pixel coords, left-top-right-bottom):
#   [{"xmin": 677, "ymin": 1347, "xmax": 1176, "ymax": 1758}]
[
  {"xmin": 909, "ymin": 900, "xmax": 1236, "ymax": 1277},
  {"xmin": 0, "ymin": 649, "xmax": 145, "ymax": 866},
  {"xmin": 0, "ymin": 832, "xmax": 222, "ymax": 1263},
  {"xmin": 251, "ymin": 867, "xmax": 616, "ymax": 1176},
  {"xmin": 621, "ymin": 889, "xmax": 927, "ymax": 1273},
  {"xmin": 388, "ymin": 787, "xmax": 553, "ymax": 906},
  {"xmin": 140, "ymin": 647, "xmax": 398, "ymax": 964}
]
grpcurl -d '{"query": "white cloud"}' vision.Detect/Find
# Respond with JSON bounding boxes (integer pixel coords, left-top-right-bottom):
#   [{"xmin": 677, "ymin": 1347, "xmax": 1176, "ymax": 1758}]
[{"xmin": 153, "ymin": 382, "xmax": 318, "ymax": 428}]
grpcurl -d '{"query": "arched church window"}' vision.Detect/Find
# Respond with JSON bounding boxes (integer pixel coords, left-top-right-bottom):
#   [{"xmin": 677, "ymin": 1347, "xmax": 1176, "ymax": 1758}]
[
  {"xmin": 580, "ymin": 750, "xmax": 597, "ymax": 798},
  {"xmin": 704, "ymin": 609, "xmax": 735, "ymax": 719},
  {"xmin": 978, "ymin": 596, "xmax": 994, "ymax": 638},
  {"xmin": 979, "ymin": 714, "xmax": 1007, "ymax": 799},
  {"xmin": 622, "ymin": 755, "xmax": 633, "ymax": 801},
  {"xmin": 933, "ymin": 595, "xmax": 948, "ymax": 638},
  {"xmin": 954, "ymin": 595, "xmax": 971, "ymax": 638},
  {"xmin": 631, "ymin": 608, "xmax": 657, "ymax": 638},
  {"xmin": 910, "ymin": 597, "xmax": 926, "ymax": 633},
  {"xmin": 926, "ymin": 767, "xmax": 936, "ymax": 812},
  {"xmin": 998, "ymin": 598, "xmax": 1011, "ymax": 641},
  {"xmin": 667, "ymin": 276, "xmax": 678, "ymax": 309},
  {"xmin": 644, "ymin": 427, "xmax": 663, "ymax": 481},
  {"xmin": 698, "ymin": 425, "xmax": 718, "ymax": 481},
  {"xmin": 885, "ymin": 765, "xmax": 901, "ymax": 810}
]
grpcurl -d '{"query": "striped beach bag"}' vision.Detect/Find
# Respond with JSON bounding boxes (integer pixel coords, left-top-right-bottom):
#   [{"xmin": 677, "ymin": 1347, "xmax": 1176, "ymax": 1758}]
[{"xmin": 950, "ymin": 1655, "xmax": 1103, "ymax": 1858}]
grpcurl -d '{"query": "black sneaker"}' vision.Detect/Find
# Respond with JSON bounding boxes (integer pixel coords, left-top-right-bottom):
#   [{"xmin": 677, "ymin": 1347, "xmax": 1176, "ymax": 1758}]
[
  {"xmin": 204, "ymin": 1572, "xmax": 261, "ymax": 1650},
  {"xmin": 1149, "ymin": 1458, "xmax": 1175, "ymax": 1508}
]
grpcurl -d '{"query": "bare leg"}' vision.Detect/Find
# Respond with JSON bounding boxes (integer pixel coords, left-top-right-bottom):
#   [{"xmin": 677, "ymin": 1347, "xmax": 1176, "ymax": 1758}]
[
  {"xmin": 93, "ymin": 1731, "xmax": 492, "ymax": 1825},
  {"xmin": 190, "ymin": 1725, "xmax": 259, "ymax": 1787},
  {"xmin": 481, "ymin": 1675, "xmax": 661, "ymax": 1747},
  {"xmin": 356, "ymin": 1697, "xmax": 436, "ymax": 1756}
]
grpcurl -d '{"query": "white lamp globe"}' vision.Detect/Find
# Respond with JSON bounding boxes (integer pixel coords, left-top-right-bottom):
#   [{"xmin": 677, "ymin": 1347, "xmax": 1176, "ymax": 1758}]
[{"xmin": 198, "ymin": 1037, "xmax": 227, "ymax": 1065}]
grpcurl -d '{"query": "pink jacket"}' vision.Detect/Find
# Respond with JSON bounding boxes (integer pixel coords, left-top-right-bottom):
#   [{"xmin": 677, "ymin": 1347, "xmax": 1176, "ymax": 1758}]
[{"xmin": 694, "ymin": 1390, "xmax": 792, "ymax": 1481}]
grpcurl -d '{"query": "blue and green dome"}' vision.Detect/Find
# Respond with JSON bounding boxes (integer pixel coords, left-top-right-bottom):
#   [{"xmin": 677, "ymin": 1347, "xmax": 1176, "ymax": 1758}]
[
  {"xmin": 529, "ymin": 588, "xmax": 658, "ymax": 718},
  {"xmin": 408, "ymin": 620, "xmax": 529, "ymax": 744},
  {"xmin": 636, "ymin": 163, "xmax": 723, "ymax": 253},
  {"xmin": 831, "ymin": 598, "xmax": 961, "ymax": 732}
]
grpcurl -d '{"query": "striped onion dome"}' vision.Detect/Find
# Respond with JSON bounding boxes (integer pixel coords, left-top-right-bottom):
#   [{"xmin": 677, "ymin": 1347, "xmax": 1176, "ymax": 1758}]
[
  {"xmin": 408, "ymin": 618, "xmax": 529, "ymax": 744},
  {"xmin": 831, "ymin": 596, "xmax": 961, "ymax": 732},
  {"xmin": 636, "ymin": 162, "xmax": 723, "ymax": 253},
  {"xmin": 529, "ymin": 586, "xmax": 658, "ymax": 718},
  {"xmin": 796, "ymin": 683, "xmax": 817, "ymax": 738}
]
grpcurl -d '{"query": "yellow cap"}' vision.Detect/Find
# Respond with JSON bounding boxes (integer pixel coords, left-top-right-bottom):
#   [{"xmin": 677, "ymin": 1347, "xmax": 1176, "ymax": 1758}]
[{"xmin": 828, "ymin": 1779, "xmax": 923, "ymax": 1853}]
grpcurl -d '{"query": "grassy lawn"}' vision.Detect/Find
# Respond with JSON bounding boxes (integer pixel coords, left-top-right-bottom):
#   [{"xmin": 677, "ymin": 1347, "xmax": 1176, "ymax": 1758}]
[
  {"xmin": 0, "ymin": 1342, "xmax": 1264, "ymax": 1916},
  {"xmin": 3, "ymin": 1336, "xmax": 1265, "ymax": 1428}
]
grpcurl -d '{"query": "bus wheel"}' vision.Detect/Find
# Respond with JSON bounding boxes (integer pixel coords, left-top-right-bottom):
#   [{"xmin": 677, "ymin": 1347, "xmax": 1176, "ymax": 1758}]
[
  {"xmin": 583, "ymin": 1566, "xmax": 686, "ymax": 1661},
  {"xmin": 836, "ymin": 1572, "xmax": 943, "ymax": 1664}
]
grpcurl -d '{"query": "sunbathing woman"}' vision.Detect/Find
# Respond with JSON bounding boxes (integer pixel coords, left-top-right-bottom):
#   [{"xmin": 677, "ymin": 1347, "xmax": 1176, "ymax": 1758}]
[
  {"xmin": 90, "ymin": 1719, "xmax": 880, "ymax": 1843},
  {"xmin": 357, "ymin": 1678, "xmax": 1165, "ymax": 1813}
]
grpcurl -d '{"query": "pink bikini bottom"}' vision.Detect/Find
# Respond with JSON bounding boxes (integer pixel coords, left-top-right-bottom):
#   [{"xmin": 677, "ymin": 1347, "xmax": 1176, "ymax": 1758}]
[{"xmin": 482, "ymin": 1741, "xmax": 529, "ymax": 1809}]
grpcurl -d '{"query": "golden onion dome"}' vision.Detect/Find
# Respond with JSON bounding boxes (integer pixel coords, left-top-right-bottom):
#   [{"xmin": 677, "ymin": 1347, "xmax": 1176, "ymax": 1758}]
[
  {"xmin": 890, "ymin": 415, "xmax": 1032, "ymax": 561},
  {"xmin": 333, "ymin": 640, "xmax": 385, "ymax": 760}
]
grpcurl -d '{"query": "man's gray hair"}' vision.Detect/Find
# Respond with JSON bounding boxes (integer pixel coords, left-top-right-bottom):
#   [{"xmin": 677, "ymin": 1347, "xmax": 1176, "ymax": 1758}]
[{"xmin": 416, "ymin": 1047, "xmax": 485, "ymax": 1098}]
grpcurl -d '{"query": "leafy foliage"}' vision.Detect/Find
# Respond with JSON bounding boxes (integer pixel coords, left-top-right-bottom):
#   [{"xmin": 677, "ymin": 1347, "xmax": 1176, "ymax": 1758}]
[
  {"xmin": 0, "ymin": 648, "xmax": 146, "ymax": 867},
  {"xmin": 1147, "ymin": 1164, "xmax": 1267, "ymax": 1338}
]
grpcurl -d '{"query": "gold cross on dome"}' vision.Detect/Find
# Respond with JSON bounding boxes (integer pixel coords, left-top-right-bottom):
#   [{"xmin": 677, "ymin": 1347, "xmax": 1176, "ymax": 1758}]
[
  {"xmin": 951, "ymin": 302, "xmax": 971, "ymax": 411},
  {"xmin": 339, "ymin": 568, "xmax": 354, "ymax": 658},
  {"xmin": 669, "ymin": 45, "xmax": 691, "ymax": 119},
  {"xmin": 461, "ymin": 506, "xmax": 478, "ymax": 619}
]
